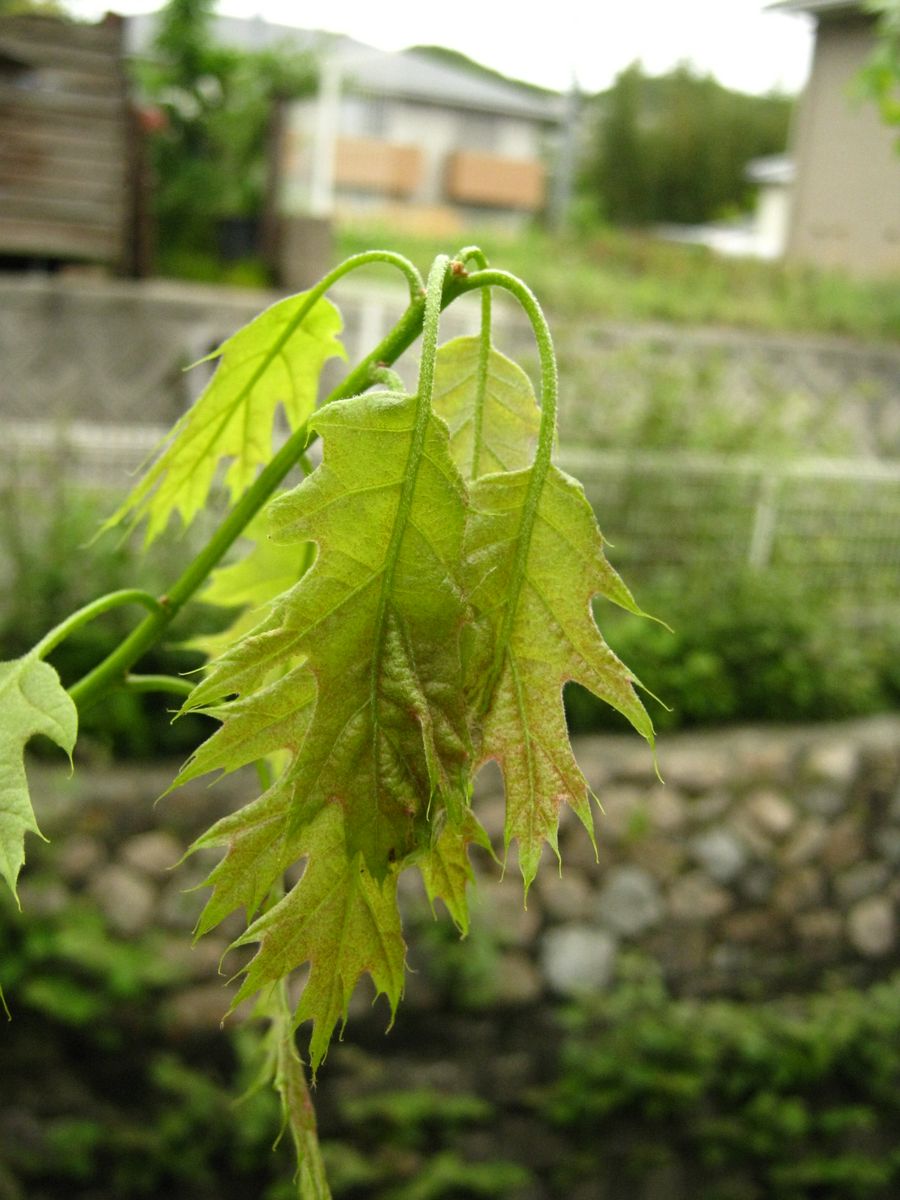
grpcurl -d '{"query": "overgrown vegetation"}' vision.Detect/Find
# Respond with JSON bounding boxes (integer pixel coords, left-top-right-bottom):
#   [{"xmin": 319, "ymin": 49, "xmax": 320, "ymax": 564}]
[
  {"xmin": 0, "ymin": 482, "xmax": 219, "ymax": 760},
  {"xmin": 6, "ymin": 873, "xmax": 900, "ymax": 1200},
  {"xmin": 337, "ymin": 225, "xmax": 900, "ymax": 340},
  {"xmin": 567, "ymin": 571, "xmax": 900, "ymax": 734},
  {"xmin": 546, "ymin": 958, "xmax": 900, "ymax": 1199},
  {"xmin": 135, "ymin": 0, "xmax": 316, "ymax": 264},
  {"xmin": 582, "ymin": 62, "xmax": 793, "ymax": 226},
  {"xmin": 0, "ymin": 876, "xmax": 531, "ymax": 1200}
]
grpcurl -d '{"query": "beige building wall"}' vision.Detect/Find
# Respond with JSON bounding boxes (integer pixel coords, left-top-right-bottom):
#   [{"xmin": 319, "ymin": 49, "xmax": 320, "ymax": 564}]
[
  {"xmin": 279, "ymin": 92, "xmax": 547, "ymax": 233},
  {"xmin": 787, "ymin": 13, "xmax": 900, "ymax": 276}
]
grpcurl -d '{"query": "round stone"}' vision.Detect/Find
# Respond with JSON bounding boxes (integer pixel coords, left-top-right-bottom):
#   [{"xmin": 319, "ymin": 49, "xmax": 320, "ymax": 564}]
[
  {"xmin": 539, "ymin": 925, "xmax": 617, "ymax": 996},
  {"xmin": 847, "ymin": 897, "xmax": 895, "ymax": 958},
  {"xmin": 595, "ymin": 866, "xmax": 663, "ymax": 937}
]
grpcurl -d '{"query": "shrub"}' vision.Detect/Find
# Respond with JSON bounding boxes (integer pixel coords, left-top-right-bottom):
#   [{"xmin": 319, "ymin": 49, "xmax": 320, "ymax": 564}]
[
  {"xmin": 545, "ymin": 958, "xmax": 900, "ymax": 1199},
  {"xmin": 566, "ymin": 569, "xmax": 900, "ymax": 733},
  {"xmin": 0, "ymin": 481, "xmax": 221, "ymax": 758}
]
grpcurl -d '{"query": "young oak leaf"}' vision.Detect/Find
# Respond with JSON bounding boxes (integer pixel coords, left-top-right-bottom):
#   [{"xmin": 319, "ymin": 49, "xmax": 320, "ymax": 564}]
[
  {"xmin": 431, "ymin": 335, "xmax": 540, "ymax": 478},
  {"xmin": 175, "ymin": 663, "xmax": 316, "ymax": 794},
  {"xmin": 0, "ymin": 652, "xmax": 77, "ymax": 900},
  {"xmin": 230, "ymin": 803, "xmax": 406, "ymax": 1075},
  {"xmin": 416, "ymin": 809, "xmax": 493, "ymax": 936},
  {"xmin": 188, "ymin": 783, "xmax": 302, "ymax": 938},
  {"xmin": 465, "ymin": 463, "xmax": 654, "ymax": 891},
  {"xmin": 106, "ymin": 291, "xmax": 345, "ymax": 542},
  {"xmin": 207, "ymin": 388, "xmax": 473, "ymax": 879}
]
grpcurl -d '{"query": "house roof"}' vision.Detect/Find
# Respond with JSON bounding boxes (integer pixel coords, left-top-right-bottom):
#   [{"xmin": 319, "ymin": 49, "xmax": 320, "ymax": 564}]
[
  {"xmin": 770, "ymin": 1, "xmax": 862, "ymax": 15},
  {"xmin": 336, "ymin": 48, "xmax": 563, "ymax": 123},
  {"xmin": 124, "ymin": 12, "xmax": 562, "ymax": 124},
  {"xmin": 124, "ymin": 12, "xmax": 367, "ymax": 59}
]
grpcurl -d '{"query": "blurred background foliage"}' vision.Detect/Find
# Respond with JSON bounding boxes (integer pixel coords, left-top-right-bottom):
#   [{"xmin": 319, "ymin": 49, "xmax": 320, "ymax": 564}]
[
  {"xmin": 134, "ymin": 0, "xmax": 316, "ymax": 264},
  {"xmin": 5, "ymin": 873, "xmax": 900, "ymax": 1200},
  {"xmin": 0, "ymin": 478, "xmax": 224, "ymax": 760},
  {"xmin": 581, "ymin": 62, "xmax": 792, "ymax": 227}
]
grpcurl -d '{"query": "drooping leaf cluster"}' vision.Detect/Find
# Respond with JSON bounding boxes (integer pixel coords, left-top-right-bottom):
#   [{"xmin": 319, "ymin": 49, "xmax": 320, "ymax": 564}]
[
  {"xmin": 160, "ymin": 270, "xmax": 652, "ymax": 1075},
  {"xmin": 0, "ymin": 250, "xmax": 656, "ymax": 1198}
]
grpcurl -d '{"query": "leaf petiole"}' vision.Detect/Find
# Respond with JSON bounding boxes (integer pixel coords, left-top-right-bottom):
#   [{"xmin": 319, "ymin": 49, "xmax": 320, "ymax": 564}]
[
  {"xmin": 122, "ymin": 674, "xmax": 196, "ymax": 698},
  {"xmin": 33, "ymin": 589, "xmax": 165, "ymax": 660}
]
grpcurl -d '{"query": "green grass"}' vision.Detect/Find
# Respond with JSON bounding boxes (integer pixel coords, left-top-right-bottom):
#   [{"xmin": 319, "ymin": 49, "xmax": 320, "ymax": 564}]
[{"xmin": 336, "ymin": 222, "xmax": 900, "ymax": 342}]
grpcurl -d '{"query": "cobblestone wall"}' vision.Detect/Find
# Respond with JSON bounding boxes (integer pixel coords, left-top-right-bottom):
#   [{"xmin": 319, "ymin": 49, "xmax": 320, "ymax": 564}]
[
  {"xmin": 18, "ymin": 715, "xmax": 900, "ymax": 1025},
  {"xmin": 8, "ymin": 715, "xmax": 900, "ymax": 1200}
]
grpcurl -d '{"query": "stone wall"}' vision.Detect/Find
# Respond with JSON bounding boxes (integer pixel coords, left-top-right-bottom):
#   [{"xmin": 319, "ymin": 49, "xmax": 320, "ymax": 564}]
[
  {"xmin": 18, "ymin": 715, "xmax": 900, "ymax": 1022},
  {"xmin": 7, "ymin": 715, "xmax": 900, "ymax": 1200},
  {"xmin": 2, "ymin": 274, "xmax": 898, "ymax": 456}
]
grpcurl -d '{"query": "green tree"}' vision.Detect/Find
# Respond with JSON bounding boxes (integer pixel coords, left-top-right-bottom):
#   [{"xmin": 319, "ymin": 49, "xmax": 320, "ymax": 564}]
[
  {"xmin": 860, "ymin": 0, "xmax": 900, "ymax": 143},
  {"xmin": 137, "ymin": 0, "xmax": 316, "ymax": 259},
  {"xmin": 584, "ymin": 62, "xmax": 793, "ymax": 226}
]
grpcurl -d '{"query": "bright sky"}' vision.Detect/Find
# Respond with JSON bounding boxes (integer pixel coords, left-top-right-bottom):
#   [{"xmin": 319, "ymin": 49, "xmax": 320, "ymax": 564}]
[{"xmin": 65, "ymin": 0, "xmax": 815, "ymax": 95}]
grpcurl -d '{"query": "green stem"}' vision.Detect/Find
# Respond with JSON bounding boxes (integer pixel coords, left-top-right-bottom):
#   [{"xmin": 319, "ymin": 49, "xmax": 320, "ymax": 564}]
[
  {"xmin": 68, "ymin": 265, "xmax": 473, "ymax": 712},
  {"xmin": 454, "ymin": 246, "xmax": 489, "ymax": 271},
  {"xmin": 455, "ymin": 268, "xmax": 558, "ymax": 467},
  {"xmin": 34, "ymin": 589, "xmax": 164, "ymax": 660},
  {"xmin": 452, "ymin": 248, "xmax": 493, "ymax": 479},
  {"xmin": 473, "ymin": 289, "xmax": 492, "ymax": 480},
  {"xmin": 416, "ymin": 255, "xmax": 450, "ymax": 407},
  {"xmin": 366, "ymin": 256, "xmax": 450, "ymax": 725},
  {"xmin": 326, "ymin": 249, "xmax": 423, "ymax": 302},
  {"xmin": 369, "ymin": 365, "xmax": 406, "ymax": 391},
  {"xmin": 123, "ymin": 674, "xmax": 196, "ymax": 698},
  {"xmin": 451, "ymin": 269, "xmax": 560, "ymax": 708}
]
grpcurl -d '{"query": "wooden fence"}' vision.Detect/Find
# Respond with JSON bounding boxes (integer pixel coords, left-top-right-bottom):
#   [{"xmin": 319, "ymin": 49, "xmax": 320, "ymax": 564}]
[{"xmin": 0, "ymin": 13, "xmax": 134, "ymax": 269}]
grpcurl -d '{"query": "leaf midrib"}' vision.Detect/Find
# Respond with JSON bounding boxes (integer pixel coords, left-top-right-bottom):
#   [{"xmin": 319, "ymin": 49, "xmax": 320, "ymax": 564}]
[{"xmin": 368, "ymin": 395, "xmax": 436, "ymax": 826}]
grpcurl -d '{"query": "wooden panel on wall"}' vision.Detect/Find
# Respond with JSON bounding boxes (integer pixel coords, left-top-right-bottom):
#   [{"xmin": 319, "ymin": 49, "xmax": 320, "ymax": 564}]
[
  {"xmin": 0, "ymin": 13, "xmax": 130, "ymax": 266},
  {"xmin": 334, "ymin": 136, "xmax": 423, "ymax": 197},
  {"xmin": 445, "ymin": 151, "xmax": 545, "ymax": 211}
]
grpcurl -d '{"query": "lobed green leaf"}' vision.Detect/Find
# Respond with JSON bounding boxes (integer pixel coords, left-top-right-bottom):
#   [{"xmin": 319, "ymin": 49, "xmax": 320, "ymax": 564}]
[
  {"xmin": 175, "ymin": 312, "xmax": 654, "ymax": 1080},
  {"xmin": 417, "ymin": 810, "xmax": 493, "ymax": 936},
  {"xmin": 465, "ymin": 464, "xmax": 654, "ymax": 890},
  {"xmin": 187, "ymin": 514, "xmax": 315, "ymax": 665},
  {"xmin": 105, "ymin": 291, "xmax": 345, "ymax": 542},
  {"xmin": 0, "ymin": 652, "xmax": 77, "ymax": 900},
  {"xmin": 431, "ymin": 336, "xmax": 540, "ymax": 478},
  {"xmin": 232, "ymin": 805, "xmax": 405, "ymax": 1075}
]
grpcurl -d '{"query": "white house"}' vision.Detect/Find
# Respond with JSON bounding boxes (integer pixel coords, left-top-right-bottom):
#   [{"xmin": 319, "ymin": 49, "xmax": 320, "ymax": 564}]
[
  {"xmin": 126, "ymin": 12, "xmax": 564, "ymax": 237},
  {"xmin": 281, "ymin": 45, "xmax": 564, "ymax": 235}
]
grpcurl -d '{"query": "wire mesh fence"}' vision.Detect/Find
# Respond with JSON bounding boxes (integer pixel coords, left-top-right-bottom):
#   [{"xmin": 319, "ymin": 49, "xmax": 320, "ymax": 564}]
[
  {"xmin": 4, "ymin": 421, "xmax": 899, "ymax": 626},
  {"xmin": 559, "ymin": 448, "xmax": 900, "ymax": 625}
]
